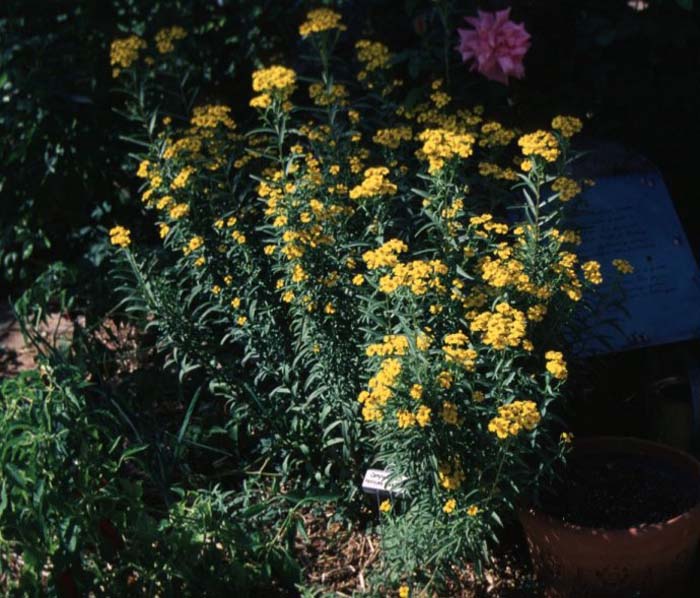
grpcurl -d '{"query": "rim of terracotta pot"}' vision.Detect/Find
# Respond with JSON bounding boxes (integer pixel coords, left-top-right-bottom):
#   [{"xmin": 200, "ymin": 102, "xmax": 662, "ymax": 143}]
[{"xmin": 519, "ymin": 435, "xmax": 700, "ymax": 536}]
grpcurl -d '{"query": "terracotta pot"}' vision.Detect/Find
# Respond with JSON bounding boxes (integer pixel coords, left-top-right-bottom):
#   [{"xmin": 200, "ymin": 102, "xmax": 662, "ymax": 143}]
[{"xmin": 519, "ymin": 437, "xmax": 700, "ymax": 598}]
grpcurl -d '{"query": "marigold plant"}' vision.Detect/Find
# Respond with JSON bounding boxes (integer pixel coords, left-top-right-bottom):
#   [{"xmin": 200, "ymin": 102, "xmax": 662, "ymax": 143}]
[{"xmin": 108, "ymin": 10, "xmax": 633, "ymax": 594}]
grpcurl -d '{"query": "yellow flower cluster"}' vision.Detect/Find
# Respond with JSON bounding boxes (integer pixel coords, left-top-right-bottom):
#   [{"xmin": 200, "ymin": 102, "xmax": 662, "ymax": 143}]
[
  {"xmin": 358, "ymin": 358, "xmax": 402, "ymax": 421},
  {"xmin": 479, "ymin": 121, "xmax": 516, "ymax": 147},
  {"xmin": 355, "ymin": 39, "xmax": 391, "ymax": 78},
  {"xmin": 251, "ymin": 65, "xmax": 297, "ymax": 108},
  {"xmin": 438, "ymin": 459, "xmax": 465, "ymax": 490},
  {"xmin": 442, "ymin": 332, "xmax": 477, "ymax": 371},
  {"xmin": 109, "ymin": 225, "xmax": 131, "ymax": 248},
  {"xmin": 551, "ymin": 177, "xmax": 581, "ymax": 202},
  {"xmin": 470, "ymin": 303, "xmax": 527, "ymax": 350},
  {"xmin": 366, "ymin": 335, "xmax": 409, "ymax": 357},
  {"xmin": 478, "ymin": 162, "xmax": 519, "ymax": 181},
  {"xmin": 551, "ymin": 115, "xmax": 583, "ymax": 138},
  {"xmin": 582, "ymin": 260, "xmax": 603, "ymax": 285},
  {"xmin": 110, "ymin": 35, "xmax": 147, "ymax": 77},
  {"xmin": 299, "ymin": 8, "xmax": 346, "ymax": 36},
  {"xmin": 169, "ymin": 203, "xmax": 190, "ymax": 220},
  {"xmin": 309, "ymin": 82, "xmax": 348, "ymax": 106},
  {"xmin": 349, "ymin": 167, "xmax": 397, "ymax": 200},
  {"xmin": 183, "ymin": 235, "xmax": 204, "ymax": 256},
  {"xmin": 362, "ymin": 239, "xmax": 408, "ymax": 269},
  {"xmin": 171, "ymin": 166, "xmax": 195, "ymax": 190},
  {"xmin": 518, "ymin": 130, "xmax": 560, "ymax": 162},
  {"xmin": 612, "ymin": 258, "xmax": 634, "ymax": 274},
  {"xmin": 372, "ymin": 126, "xmax": 413, "ymax": 149},
  {"xmin": 443, "ymin": 498, "xmax": 457, "ymax": 514},
  {"xmin": 440, "ymin": 401, "xmax": 459, "ymax": 425},
  {"xmin": 378, "ymin": 260, "xmax": 448, "ymax": 295},
  {"xmin": 488, "ymin": 400, "xmax": 541, "ymax": 440},
  {"xmin": 190, "ymin": 105, "xmax": 236, "ymax": 130},
  {"xmin": 417, "ymin": 128, "xmax": 475, "ymax": 173},
  {"xmin": 545, "ymin": 351, "xmax": 568, "ymax": 380},
  {"xmin": 527, "ymin": 304, "xmax": 547, "ymax": 322},
  {"xmin": 155, "ymin": 26, "xmax": 187, "ymax": 54}
]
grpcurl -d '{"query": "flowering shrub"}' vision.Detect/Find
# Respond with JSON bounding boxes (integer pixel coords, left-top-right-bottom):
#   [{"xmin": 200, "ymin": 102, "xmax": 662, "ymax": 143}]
[{"xmin": 108, "ymin": 9, "xmax": 632, "ymax": 594}]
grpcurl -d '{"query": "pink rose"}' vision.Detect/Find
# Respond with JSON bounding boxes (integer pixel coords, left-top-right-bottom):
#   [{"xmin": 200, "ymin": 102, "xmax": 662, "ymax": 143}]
[{"xmin": 456, "ymin": 8, "xmax": 531, "ymax": 85}]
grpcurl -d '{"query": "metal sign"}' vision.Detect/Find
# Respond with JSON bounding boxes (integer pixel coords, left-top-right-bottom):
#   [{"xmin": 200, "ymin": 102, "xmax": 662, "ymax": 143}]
[{"xmin": 568, "ymin": 171, "xmax": 700, "ymax": 355}]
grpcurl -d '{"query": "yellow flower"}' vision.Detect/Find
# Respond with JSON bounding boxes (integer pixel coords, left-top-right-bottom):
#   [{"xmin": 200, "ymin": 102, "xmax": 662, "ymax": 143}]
[
  {"xmin": 467, "ymin": 504, "xmax": 480, "ymax": 517},
  {"xmin": 379, "ymin": 499, "xmax": 392, "ymax": 513},
  {"xmin": 416, "ymin": 405, "xmax": 431, "ymax": 427},
  {"xmin": 191, "ymin": 104, "xmax": 236, "ymax": 130},
  {"xmin": 551, "ymin": 177, "xmax": 581, "ymax": 202},
  {"xmin": 436, "ymin": 371, "xmax": 453, "ymax": 389},
  {"xmin": 417, "ymin": 128, "xmax": 475, "ymax": 174},
  {"xmin": 109, "ymin": 225, "xmax": 131, "ymax": 248},
  {"xmin": 409, "ymin": 384, "xmax": 423, "ymax": 400},
  {"xmin": 440, "ymin": 401, "xmax": 459, "ymax": 425},
  {"xmin": 154, "ymin": 26, "xmax": 187, "ymax": 54},
  {"xmin": 355, "ymin": 39, "xmax": 391, "ymax": 72},
  {"xmin": 110, "ymin": 35, "xmax": 147, "ymax": 77},
  {"xmin": 612, "ymin": 258, "xmax": 634, "ymax": 274},
  {"xmin": 472, "ymin": 390, "xmax": 485, "ymax": 403},
  {"xmin": 545, "ymin": 351, "xmax": 568, "ymax": 380},
  {"xmin": 518, "ymin": 130, "xmax": 560, "ymax": 162},
  {"xmin": 252, "ymin": 65, "xmax": 297, "ymax": 97},
  {"xmin": 211, "ymin": 285, "xmax": 221, "ymax": 295},
  {"xmin": 169, "ymin": 203, "xmax": 190, "ymax": 220},
  {"xmin": 551, "ymin": 115, "xmax": 583, "ymax": 138},
  {"xmin": 299, "ymin": 8, "xmax": 346, "ymax": 36},
  {"xmin": 560, "ymin": 432, "xmax": 574, "ymax": 444},
  {"xmin": 349, "ymin": 166, "xmax": 397, "ymax": 200},
  {"xmin": 488, "ymin": 401, "xmax": 541, "ymax": 440},
  {"xmin": 231, "ymin": 297, "xmax": 241, "ymax": 309},
  {"xmin": 158, "ymin": 223, "xmax": 170, "ymax": 239},
  {"xmin": 582, "ymin": 260, "xmax": 603, "ymax": 285},
  {"xmin": 399, "ymin": 585, "xmax": 410, "ymax": 598},
  {"xmin": 237, "ymin": 315, "xmax": 248, "ymax": 326},
  {"xmin": 324, "ymin": 302, "xmax": 336, "ymax": 315},
  {"xmin": 171, "ymin": 166, "xmax": 195, "ymax": 190},
  {"xmin": 443, "ymin": 498, "xmax": 457, "ymax": 514},
  {"xmin": 352, "ymin": 274, "xmax": 365, "ymax": 286},
  {"xmin": 264, "ymin": 245, "xmax": 276, "ymax": 256}
]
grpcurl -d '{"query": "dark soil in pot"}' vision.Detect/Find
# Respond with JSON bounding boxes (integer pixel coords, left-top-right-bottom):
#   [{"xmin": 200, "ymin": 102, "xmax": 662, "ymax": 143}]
[{"xmin": 540, "ymin": 451, "xmax": 700, "ymax": 529}]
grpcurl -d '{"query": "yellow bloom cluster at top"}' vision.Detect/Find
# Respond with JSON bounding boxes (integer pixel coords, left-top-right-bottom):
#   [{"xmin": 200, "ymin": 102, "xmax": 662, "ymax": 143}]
[
  {"xmin": 250, "ymin": 65, "xmax": 297, "ymax": 109},
  {"xmin": 155, "ymin": 26, "xmax": 187, "ymax": 54},
  {"xmin": 518, "ymin": 130, "xmax": 560, "ymax": 163},
  {"xmin": 299, "ymin": 8, "xmax": 346, "ymax": 36},
  {"xmin": 357, "ymin": 358, "xmax": 402, "ymax": 421},
  {"xmin": 378, "ymin": 260, "xmax": 448, "ymax": 295},
  {"xmin": 110, "ymin": 35, "xmax": 147, "ymax": 77},
  {"xmin": 545, "ymin": 351, "xmax": 568, "ymax": 380},
  {"xmin": 582, "ymin": 260, "xmax": 603, "ymax": 285},
  {"xmin": 362, "ymin": 239, "xmax": 408, "ymax": 269},
  {"xmin": 488, "ymin": 400, "xmax": 541, "ymax": 440},
  {"xmin": 417, "ymin": 128, "xmax": 475, "ymax": 174},
  {"xmin": 349, "ymin": 167, "xmax": 397, "ymax": 200},
  {"xmin": 470, "ymin": 303, "xmax": 527, "ymax": 350},
  {"xmin": 190, "ymin": 105, "xmax": 236, "ymax": 130},
  {"xmin": 372, "ymin": 126, "xmax": 413, "ymax": 149},
  {"xmin": 355, "ymin": 40, "xmax": 391, "ymax": 80},
  {"xmin": 551, "ymin": 177, "xmax": 581, "ymax": 202},
  {"xmin": 442, "ymin": 332, "xmax": 477, "ymax": 371},
  {"xmin": 109, "ymin": 225, "xmax": 131, "ymax": 248},
  {"xmin": 309, "ymin": 82, "xmax": 349, "ymax": 107},
  {"xmin": 551, "ymin": 115, "xmax": 583, "ymax": 138},
  {"xmin": 438, "ymin": 459, "xmax": 465, "ymax": 490},
  {"xmin": 612, "ymin": 258, "xmax": 634, "ymax": 274},
  {"xmin": 366, "ymin": 335, "xmax": 409, "ymax": 357}
]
